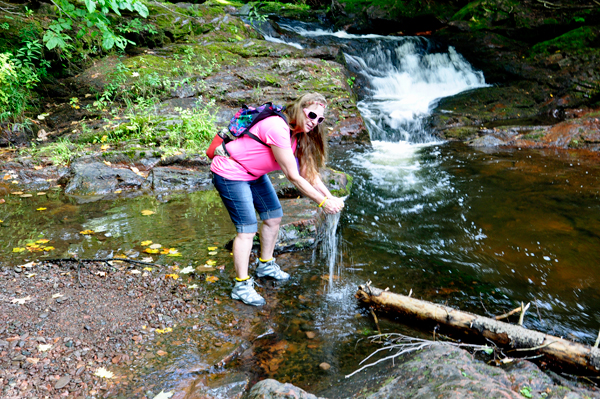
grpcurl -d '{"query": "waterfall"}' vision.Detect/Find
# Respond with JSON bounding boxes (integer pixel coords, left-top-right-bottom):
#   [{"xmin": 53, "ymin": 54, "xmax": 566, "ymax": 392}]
[{"xmin": 272, "ymin": 21, "xmax": 488, "ymax": 288}]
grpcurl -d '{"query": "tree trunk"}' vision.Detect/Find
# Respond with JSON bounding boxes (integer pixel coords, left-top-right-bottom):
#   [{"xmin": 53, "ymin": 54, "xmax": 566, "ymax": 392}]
[{"xmin": 356, "ymin": 284, "xmax": 600, "ymax": 373}]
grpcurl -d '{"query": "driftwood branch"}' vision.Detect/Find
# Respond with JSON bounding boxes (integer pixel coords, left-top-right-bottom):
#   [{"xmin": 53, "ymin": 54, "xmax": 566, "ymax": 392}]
[
  {"xmin": 355, "ymin": 284, "xmax": 600, "ymax": 373},
  {"xmin": 495, "ymin": 305, "xmax": 522, "ymax": 320}
]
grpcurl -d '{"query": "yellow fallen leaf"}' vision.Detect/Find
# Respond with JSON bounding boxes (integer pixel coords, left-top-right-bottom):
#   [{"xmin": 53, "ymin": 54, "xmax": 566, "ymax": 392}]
[
  {"xmin": 36, "ymin": 239, "xmax": 50, "ymax": 243},
  {"xmin": 0, "ymin": 220, "xmax": 3, "ymax": 223},
  {"xmin": 144, "ymin": 248, "xmax": 159, "ymax": 254},
  {"xmin": 206, "ymin": 260, "xmax": 216, "ymax": 266},
  {"xmin": 26, "ymin": 273, "xmax": 37, "ymax": 278},
  {"xmin": 26, "ymin": 243, "xmax": 39, "ymax": 248},
  {"xmin": 36, "ymin": 207, "xmax": 47, "ymax": 211},
  {"xmin": 114, "ymin": 190, "xmax": 122, "ymax": 194},
  {"xmin": 206, "ymin": 275, "xmax": 219, "ymax": 283},
  {"xmin": 207, "ymin": 246, "xmax": 218, "ymax": 251},
  {"xmin": 34, "ymin": 165, "xmax": 43, "ymax": 170},
  {"xmin": 155, "ymin": 327, "xmax": 172, "ymax": 334},
  {"xmin": 103, "ymin": 161, "xmax": 111, "ymax": 166},
  {"xmin": 11, "ymin": 191, "xmax": 23, "ymax": 195},
  {"xmin": 80, "ymin": 230, "xmax": 95, "ymax": 235},
  {"xmin": 38, "ymin": 344, "xmax": 52, "ymax": 352},
  {"xmin": 43, "ymin": 246, "xmax": 55, "ymax": 251},
  {"xmin": 208, "ymin": 251, "xmax": 218, "ymax": 255},
  {"xmin": 11, "ymin": 180, "xmax": 18, "ymax": 184},
  {"xmin": 37, "ymin": 192, "xmax": 46, "ymax": 196},
  {"xmin": 143, "ymin": 267, "xmax": 153, "ymax": 272},
  {"xmin": 164, "ymin": 273, "xmax": 179, "ymax": 280},
  {"xmin": 100, "ymin": 144, "xmax": 110, "ymax": 151},
  {"xmin": 167, "ymin": 253, "xmax": 182, "ymax": 257},
  {"xmin": 114, "ymin": 254, "xmax": 128, "ymax": 259},
  {"xmin": 20, "ymin": 194, "xmax": 32, "ymax": 198},
  {"xmin": 3, "ymin": 174, "xmax": 10, "ymax": 180},
  {"xmin": 160, "ymin": 248, "xmax": 170, "ymax": 255},
  {"xmin": 94, "ymin": 367, "xmax": 114, "ymax": 379},
  {"xmin": 141, "ymin": 240, "xmax": 153, "ymax": 246},
  {"xmin": 141, "ymin": 210, "xmax": 155, "ymax": 216}
]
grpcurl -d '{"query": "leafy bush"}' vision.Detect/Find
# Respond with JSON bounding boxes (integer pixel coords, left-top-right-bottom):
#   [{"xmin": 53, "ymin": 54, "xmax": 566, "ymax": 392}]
[{"xmin": 0, "ymin": 53, "xmax": 35, "ymax": 122}]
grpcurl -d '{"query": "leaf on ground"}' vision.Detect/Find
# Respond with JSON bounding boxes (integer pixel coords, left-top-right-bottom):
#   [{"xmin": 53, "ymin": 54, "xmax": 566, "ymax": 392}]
[
  {"xmin": 149, "ymin": 243, "xmax": 162, "ymax": 249},
  {"xmin": 141, "ymin": 257, "xmax": 154, "ymax": 263},
  {"xmin": 20, "ymin": 261, "xmax": 36, "ymax": 269},
  {"xmin": 114, "ymin": 189, "xmax": 122, "ymax": 194},
  {"xmin": 153, "ymin": 390, "xmax": 173, "ymax": 399},
  {"xmin": 141, "ymin": 210, "xmax": 155, "ymax": 216},
  {"xmin": 103, "ymin": 161, "xmax": 111, "ymax": 166},
  {"xmin": 206, "ymin": 275, "xmax": 219, "ymax": 283},
  {"xmin": 36, "ymin": 207, "xmax": 47, "ymax": 211},
  {"xmin": 43, "ymin": 246, "xmax": 55, "ymax": 251},
  {"xmin": 26, "ymin": 273, "xmax": 37, "ymax": 278},
  {"xmin": 141, "ymin": 240, "xmax": 152, "ymax": 246},
  {"xmin": 36, "ymin": 192, "xmax": 46, "ymax": 196},
  {"xmin": 94, "ymin": 367, "xmax": 114, "ymax": 379},
  {"xmin": 114, "ymin": 254, "xmax": 128, "ymax": 259},
  {"xmin": 12, "ymin": 247, "xmax": 25, "ymax": 253},
  {"xmin": 208, "ymin": 251, "xmax": 218, "ymax": 255},
  {"xmin": 36, "ymin": 239, "xmax": 50, "ymax": 244},
  {"xmin": 188, "ymin": 284, "xmax": 198, "ymax": 289},
  {"xmin": 143, "ymin": 267, "xmax": 153, "ymax": 272},
  {"xmin": 155, "ymin": 327, "xmax": 172, "ymax": 334},
  {"xmin": 144, "ymin": 248, "xmax": 159, "ymax": 254},
  {"xmin": 20, "ymin": 194, "xmax": 32, "ymax": 198},
  {"xmin": 164, "ymin": 273, "xmax": 179, "ymax": 280},
  {"xmin": 206, "ymin": 260, "xmax": 216, "ymax": 266},
  {"xmin": 26, "ymin": 243, "xmax": 39, "ymax": 248},
  {"xmin": 26, "ymin": 357, "xmax": 40, "ymax": 364},
  {"xmin": 52, "ymin": 293, "xmax": 63, "ymax": 298},
  {"xmin": 11, "ymin": 296, "xmax": 32, "ymax": 304},
  {"xmin": 167, "ymin": 252, "xmax": 182, "ymax": 257},
  {"xmin": 129, "ymin": 270, "xmax": 141, "ymax": 275},
  {"xmin": 80, "ymin": 230, "xmax": 95, "ymax": 235},
  {"xmin": 100, "ymin": 144, "xmax": 110, "ymax": 151},
  {"xmin": 38, "ymin": 344, "xmax": 52, "ymax": 352},
  {"xmin": 96, "ymin": 271, "xmax": 106, "ymax": 277},
  {"xmin": 156, "ymin": 350, "xmax": 168, "ymax": 356},
  {"xmin": 180, "ymin": 266, "xmax": 194, "ymax": 274},
  {"xmin": 207, "ymin": 246, "xmax": 218, "ymax": 251},
  {"xmin": 2, "ymin": 174, "xmax": 10, "ymax": 180}
]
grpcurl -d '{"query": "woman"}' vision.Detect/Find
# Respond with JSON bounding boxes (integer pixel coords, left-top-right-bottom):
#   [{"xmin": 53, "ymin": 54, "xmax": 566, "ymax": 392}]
[{"xmin": 211, "ymin": 93, "xmax": 345, "ymax": 306}]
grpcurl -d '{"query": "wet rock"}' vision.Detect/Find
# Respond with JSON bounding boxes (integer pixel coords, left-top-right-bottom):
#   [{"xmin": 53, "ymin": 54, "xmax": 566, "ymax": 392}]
[
  {"xmin": 63, "ymin": 162, "xmax": 146, "ymax": 197},
  {"xmin": 150, "ymin": 167, "xmax": 212, "ymax": 192},
  {"xmin": 246, "ymin": 379, "xmax": 325, "ymax": 399},
  {"xmin": 319, "ymin": 362, "xmax": 331, "ymax": 371}
]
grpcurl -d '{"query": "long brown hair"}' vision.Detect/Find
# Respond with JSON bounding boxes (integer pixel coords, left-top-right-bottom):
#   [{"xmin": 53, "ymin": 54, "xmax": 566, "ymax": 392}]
[{"xmin": 285, "ymin": 93, "xmax": 328, "ymax": 183}]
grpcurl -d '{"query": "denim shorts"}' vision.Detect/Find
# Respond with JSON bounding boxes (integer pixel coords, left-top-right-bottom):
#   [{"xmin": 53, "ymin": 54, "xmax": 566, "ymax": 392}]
[{"xmin": 212, "ymin": 172, "xmax": 283, "ymax": 233}]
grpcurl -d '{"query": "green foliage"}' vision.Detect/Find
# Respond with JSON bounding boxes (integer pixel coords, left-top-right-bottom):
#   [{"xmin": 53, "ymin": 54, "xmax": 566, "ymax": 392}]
[
  {"xmin": 32, "ymin": 137, "xmax": 86, "ymax": 165},
  {"xmin": 43, "ymin": 0, "xmax": 149, "ymax": 52},
  {"xmin": 519, "ymin": 386, "xmax": 533, "ymax": 398}
]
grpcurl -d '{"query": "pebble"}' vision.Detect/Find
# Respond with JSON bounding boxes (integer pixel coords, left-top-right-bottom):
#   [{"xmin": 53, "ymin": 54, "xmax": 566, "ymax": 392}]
[
  {"xmin": 55, "ymin": 375, "xmax": 71, "ymax": 389},
  {"xmin": 319, "ymin": 362, "xmax": 331, "ymax": 371},
  {"xmin": 305, "ymin": 331, "xmax": 316, "ymax": 339},
  {"xmin": 39, "ymin": 313, "xmax": 49, "ymax": 319}
]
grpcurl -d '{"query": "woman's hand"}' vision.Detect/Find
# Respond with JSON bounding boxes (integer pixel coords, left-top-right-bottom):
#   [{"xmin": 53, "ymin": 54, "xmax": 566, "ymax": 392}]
[{"xmin": 322, "ymin": 196, "xmax": 344, "ymax": 214}]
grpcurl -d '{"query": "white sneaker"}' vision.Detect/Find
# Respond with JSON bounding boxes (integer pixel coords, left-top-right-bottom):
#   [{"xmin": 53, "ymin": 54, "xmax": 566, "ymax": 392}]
[
  {"xmin": 256, "ymin": 258, "xmax": 290, "ymax": 280},
  {"xmin": 231, "ymin": 277, "xmax": 265, "ymax": 306}
]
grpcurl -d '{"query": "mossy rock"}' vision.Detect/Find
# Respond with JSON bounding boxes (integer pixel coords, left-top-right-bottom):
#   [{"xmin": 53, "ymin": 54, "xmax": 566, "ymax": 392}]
[
  {"xmin": 530, "ymin": 26, "xmax": 600, "ymax": 57},
  {"xmin": 440, "ymin": 126, "xmax": 480, "ymax": 141}
]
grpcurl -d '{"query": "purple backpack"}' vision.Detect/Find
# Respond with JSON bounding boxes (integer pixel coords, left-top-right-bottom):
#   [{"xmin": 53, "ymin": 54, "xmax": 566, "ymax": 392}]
[{"xmin": 223, "ymin": 102, "xmax": 288, "ymax": 147}]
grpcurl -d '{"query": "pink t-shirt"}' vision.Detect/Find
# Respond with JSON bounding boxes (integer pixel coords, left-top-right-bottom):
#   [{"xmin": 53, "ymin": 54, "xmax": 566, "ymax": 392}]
[{"xmin": 210, "ymin": 116, "xmax": 296, "ymax": 181}]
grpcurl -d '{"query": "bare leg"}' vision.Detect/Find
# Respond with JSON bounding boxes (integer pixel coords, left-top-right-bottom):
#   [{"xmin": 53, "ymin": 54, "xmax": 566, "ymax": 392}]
[
  {"xmin": 233, "ymin": 232, "xmax": 255, "ymax": 279},
  {"xmin": 260, "ymin": 216, "xmax": 282, "ymax": 260}
]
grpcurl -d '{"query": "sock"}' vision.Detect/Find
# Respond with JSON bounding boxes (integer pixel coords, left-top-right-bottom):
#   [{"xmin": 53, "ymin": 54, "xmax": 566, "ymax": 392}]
[
  {"xmin": 259, "ymin": 257, "xmax": 273, "ymax": 263},
  {"xmin": 235, "ymin": 276, "xmax": 250, "ymax": 282}
]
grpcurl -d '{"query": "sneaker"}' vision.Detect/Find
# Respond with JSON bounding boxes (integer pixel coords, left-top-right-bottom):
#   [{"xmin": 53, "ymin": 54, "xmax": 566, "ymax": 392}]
[
  {"xmin": 231, "ymin": 277, "xmax": 265, "ymax": 306},
  {"xmin": 256, "ymin": 258, "xmax": 290, "ymax": 280}
]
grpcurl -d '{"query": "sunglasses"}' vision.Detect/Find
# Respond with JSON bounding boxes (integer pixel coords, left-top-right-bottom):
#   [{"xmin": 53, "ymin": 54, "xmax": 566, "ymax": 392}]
[{"xmin": 303, "ymin": 108, "xmax": 325, "ymax": 124}]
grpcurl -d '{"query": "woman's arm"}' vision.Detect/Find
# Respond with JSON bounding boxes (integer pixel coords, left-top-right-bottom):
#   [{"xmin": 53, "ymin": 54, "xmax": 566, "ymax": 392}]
[{"xmin": 272, "ymin": 146, "xmax": 342, "ymax": 214}]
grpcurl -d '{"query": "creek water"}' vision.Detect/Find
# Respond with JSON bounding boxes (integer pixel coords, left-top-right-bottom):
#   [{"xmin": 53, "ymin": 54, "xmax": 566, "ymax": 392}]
[{"xmin": 2, "ymin": 23, "xmax": 600, "ymax": 397}]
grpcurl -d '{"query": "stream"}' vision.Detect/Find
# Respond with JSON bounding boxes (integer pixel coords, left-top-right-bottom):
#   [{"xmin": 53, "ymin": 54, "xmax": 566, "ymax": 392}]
[{"xmin": 2, "ymin": 20, "xmax": 600, "ymax": 397}]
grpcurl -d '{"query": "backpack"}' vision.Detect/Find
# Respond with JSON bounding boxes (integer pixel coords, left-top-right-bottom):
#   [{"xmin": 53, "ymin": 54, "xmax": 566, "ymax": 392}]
[{"xmin": 206, "ymin": 102, "xmax": 288, "ymax": 159}]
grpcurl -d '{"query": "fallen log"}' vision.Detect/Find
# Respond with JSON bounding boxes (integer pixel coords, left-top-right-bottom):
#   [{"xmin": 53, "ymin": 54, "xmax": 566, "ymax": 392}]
[{"xmin": 356, "ymin": 283, "xmax": 600, "ymax": 373}]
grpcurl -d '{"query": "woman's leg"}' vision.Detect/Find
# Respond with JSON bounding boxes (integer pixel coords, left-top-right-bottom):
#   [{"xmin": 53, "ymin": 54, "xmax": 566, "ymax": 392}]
[
  {"xmin": 259, "ymin": 216, "xmax": 282, "ymax": 261},
  {"xmin": 233, "ymin": 232, "xmax": 255, "ymax": 279}
]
